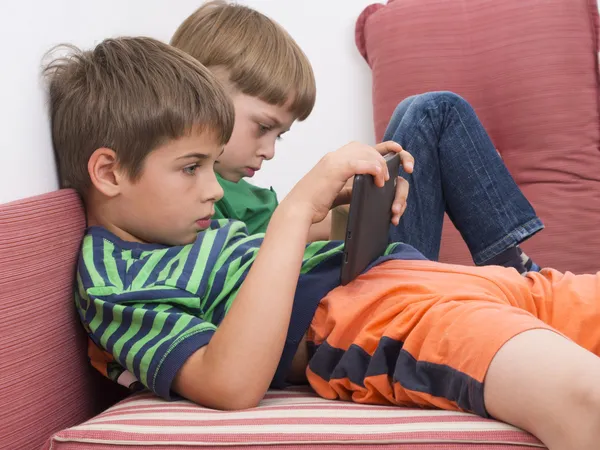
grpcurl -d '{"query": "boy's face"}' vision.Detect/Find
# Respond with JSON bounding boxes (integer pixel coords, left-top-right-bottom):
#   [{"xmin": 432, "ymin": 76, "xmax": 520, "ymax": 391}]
[
  {"xmin": 215, "ymin": 93, "xmax": 296, "ymax": 182},
  {"xmin": 112, "ymin": 131, "xmax": 225, "ymax": 246}
]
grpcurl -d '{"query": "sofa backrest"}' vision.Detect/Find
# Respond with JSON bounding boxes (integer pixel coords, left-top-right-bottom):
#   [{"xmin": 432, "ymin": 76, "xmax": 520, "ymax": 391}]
[
  {"xmin": 356, "ymin": 0, "xmax": 600, "ymax": 273},
  {"xmin": 0, "ymin": 189, "xmax": 125, "ymax": 450}
]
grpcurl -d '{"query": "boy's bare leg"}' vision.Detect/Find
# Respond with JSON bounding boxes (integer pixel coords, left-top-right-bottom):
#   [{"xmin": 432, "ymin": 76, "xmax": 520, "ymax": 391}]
[{"xmin": 485, "ymin": 329, "xmax": 600, "ymax": 449}]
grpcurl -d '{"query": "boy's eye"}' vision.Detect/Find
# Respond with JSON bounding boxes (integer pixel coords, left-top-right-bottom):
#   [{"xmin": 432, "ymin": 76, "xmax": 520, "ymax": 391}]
[
  {"xmin": 183, "ymin": 164, "xmax": 198, "ymax": 175},
  {"xmin": 258, "ymin": 123, "xmax": 271, "ymax": 135}
]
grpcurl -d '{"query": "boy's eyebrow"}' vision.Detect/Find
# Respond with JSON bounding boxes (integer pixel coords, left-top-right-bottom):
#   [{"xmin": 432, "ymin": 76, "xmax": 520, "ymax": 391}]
[
  {"xmin": 176, "ymin": 152, "xmax": 209, "ymax": 161},
  {"xmin": 267, "ymin": 116, "xmax": 283, "ymax": 128},
  {"xmin": 261, "ymin": 113, "xmax": 289, "ymax": 130}
]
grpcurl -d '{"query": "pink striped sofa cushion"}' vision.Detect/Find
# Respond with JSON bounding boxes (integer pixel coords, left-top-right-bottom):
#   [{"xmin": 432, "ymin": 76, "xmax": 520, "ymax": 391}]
[
  {"xmin": 45, "ymin": 388, "xmax": 546, "ymax": 449},
  {"xmin": 0, "ymin": 190, "xmax": 126, "ymax": 450},
  {"xmin": 355, "ymin": 0, "xmax": 600, "ymax": 273}
]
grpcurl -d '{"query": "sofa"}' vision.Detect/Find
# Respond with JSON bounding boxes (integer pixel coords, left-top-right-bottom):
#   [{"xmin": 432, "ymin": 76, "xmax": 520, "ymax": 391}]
[
  {"xmin": 0, "ymin": 190, "xmax": 544, "ymax": 449},
  {"xmin": 2, "ymin": 0, "xmax": 598, "ymax": 448}
]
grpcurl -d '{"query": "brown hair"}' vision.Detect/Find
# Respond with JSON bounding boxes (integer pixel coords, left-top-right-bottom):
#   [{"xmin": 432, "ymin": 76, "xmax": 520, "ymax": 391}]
[
  {"xmin": 171, "ymin": 1, "xmax": 316, "ymax": 121},
  {"xmin": 44, "ymin": 36, "xmax": 234, "ymax": 195}
]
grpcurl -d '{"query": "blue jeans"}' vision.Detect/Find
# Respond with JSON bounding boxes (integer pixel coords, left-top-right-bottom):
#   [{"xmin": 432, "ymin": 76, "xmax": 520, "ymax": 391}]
[{"xmin": 384, "ymin": 92, "xmax": 543, "ymax": 264}]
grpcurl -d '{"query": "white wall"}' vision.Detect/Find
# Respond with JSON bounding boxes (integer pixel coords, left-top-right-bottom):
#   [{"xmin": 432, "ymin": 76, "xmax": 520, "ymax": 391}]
[{"xmin": 0, "ymin": 0, "xmax": 377, "ymax": 205}]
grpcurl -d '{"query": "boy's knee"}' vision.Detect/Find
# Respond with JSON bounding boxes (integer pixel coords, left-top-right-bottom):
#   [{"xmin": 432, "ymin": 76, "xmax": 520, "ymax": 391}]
[
  {"xmin": 387, "ymin": 95, "xmax": 418, "ymax": 127},
  {"xmin": 571, "ymin": 378, "xmax": 600, "ymax": 420},
  {"xmin": 419, "ymin": 91, "xmax": 466, "ymax": 108},
  {"xmin": 396, "ymin": 94, "xmax": 418, "ymax": 110},
  {"xmin": 385, "ymin": 91, "xmax": 474, "ymax": 142},
  {"xmin": 391, "ymin": 91, "xmax": 466, "ymax": 121},
  {"xmin": 556, "ymin": 376, "xmax": 600, "ymax": 447}
]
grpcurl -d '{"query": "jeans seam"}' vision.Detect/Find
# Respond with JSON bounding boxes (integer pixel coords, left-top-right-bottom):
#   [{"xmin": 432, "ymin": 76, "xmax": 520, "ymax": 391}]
[
  {"xmin": 449, "ymin": 103, "xmax": 517, "ymax": 235},
  {"xmin": 423, "ymin": 97, "xmax": 518, "ymax": 243},
  {"xmin": 472, "ymin": 218, "xmax": 544, "ymax": 265}
]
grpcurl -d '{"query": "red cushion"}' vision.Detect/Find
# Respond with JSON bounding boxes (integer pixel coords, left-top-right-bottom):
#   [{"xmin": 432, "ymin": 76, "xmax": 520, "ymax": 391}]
[
  {"xmin": 356, "ymin": 0, "xmax": 600, "ymax": 273},
  {"xmin": 46, "ymin": 388, "xmax": 544, "ymax": 449},
  {"xmin": 0, "ymin": 190, "xmax": 126, "ymax": 450}
]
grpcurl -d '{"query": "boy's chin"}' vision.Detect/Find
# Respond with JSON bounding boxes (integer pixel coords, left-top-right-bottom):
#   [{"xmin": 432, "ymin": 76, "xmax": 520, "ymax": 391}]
[
  {"xmin": 154, "ymin": 231, "xmax": 199, "ymax": 247},
  {"xmin": 175, "ymin": 233, "xmax": 200, "ymax": 246},
  {"xmin": 218, "ymin": 170, "xmax": 244, "ymax": 183}
]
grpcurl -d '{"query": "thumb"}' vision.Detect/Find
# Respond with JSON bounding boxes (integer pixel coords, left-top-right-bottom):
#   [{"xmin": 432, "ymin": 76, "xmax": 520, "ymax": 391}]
[{"xmin": 375, "ymin": 141, "xmax": 403, "ymax": 155}]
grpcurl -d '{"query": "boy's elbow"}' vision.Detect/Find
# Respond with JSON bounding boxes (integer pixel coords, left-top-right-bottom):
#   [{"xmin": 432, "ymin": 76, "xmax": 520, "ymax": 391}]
[
  {"xmin": 208, "ymin": 376, "xmax": 266, "ymax": 410},
  {"xmin": 214, "ymin": 391, "xmax": 262, "ymax": 411},
  {"xmin": 172, "ymin": 346, "xmax": 267, "ymax": 410},
  {"xmin": 174, "ymin": 367, "xmax": 265, "ymax": 410},
  {"xmin": 184, "ymin": 380, "xmax": 263, "ymax": 411}
]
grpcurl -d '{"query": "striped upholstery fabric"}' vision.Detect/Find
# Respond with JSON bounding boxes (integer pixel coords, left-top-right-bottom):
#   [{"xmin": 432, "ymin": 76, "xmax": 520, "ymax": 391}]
[
  {"xmin": 0, "ymin": 190, "xmax": 126, "ymax": 450},
  {"xmin": 45, "ymin": 388, "xmax": 546, "ymax": 449}
]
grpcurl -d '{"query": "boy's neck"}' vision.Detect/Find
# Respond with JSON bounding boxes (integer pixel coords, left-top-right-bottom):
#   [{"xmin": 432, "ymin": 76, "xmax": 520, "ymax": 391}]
[
  {"xmin": 85, "ymin": 192, "xmax": 146, "ymax": 244},
  {"xmin": 87, "ymin": 213, "xmax": 146, "ymax": 244}
]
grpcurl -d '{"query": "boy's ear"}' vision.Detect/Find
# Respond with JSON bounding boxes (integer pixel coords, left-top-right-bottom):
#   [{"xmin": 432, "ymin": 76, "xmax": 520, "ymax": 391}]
[{"xmin": 88, "ymin": 148, "xmax": 126, "ymax": 197}]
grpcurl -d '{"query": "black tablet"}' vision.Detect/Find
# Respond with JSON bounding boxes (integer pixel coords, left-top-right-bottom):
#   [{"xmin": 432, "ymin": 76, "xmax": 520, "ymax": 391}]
[{"xmin": 340, "ymin": 152, "xmax": 400, "ymax": 285}]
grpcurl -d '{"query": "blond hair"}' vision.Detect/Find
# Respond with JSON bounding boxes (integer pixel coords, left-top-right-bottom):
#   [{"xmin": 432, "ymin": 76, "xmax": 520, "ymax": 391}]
[
  {"xmin": 45, "ymin": 36, "xmax": 234, "ymax": 195},
  {"xmin": 171, "ymin": 1, "xmax": 316, "ymax": 121}
]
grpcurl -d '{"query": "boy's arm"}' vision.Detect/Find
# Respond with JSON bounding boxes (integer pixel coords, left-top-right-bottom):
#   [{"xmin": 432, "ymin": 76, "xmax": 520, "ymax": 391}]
[
  {"xmin": 306, "ymin": 143, "xmax": 413, "ymax": 243},
  {"xmin": 173, "ymin": 142, "xmax": 397, "ymax": 410},
  {"xmin": 173, "ymin": 204, "xmax": 312, "ymax": 410}
]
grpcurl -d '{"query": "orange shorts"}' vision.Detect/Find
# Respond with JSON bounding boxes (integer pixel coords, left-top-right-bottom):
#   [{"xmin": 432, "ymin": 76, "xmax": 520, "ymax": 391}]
[{"xmin": 306, "ymin": 260, "xmax": 600, "ymax": 417}]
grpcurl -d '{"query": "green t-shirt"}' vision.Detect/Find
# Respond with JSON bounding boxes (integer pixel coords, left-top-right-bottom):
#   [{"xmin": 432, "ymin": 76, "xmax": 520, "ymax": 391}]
[{"xmin": 213, "ymin": 173, "xmax": 278, "ymax": 234}]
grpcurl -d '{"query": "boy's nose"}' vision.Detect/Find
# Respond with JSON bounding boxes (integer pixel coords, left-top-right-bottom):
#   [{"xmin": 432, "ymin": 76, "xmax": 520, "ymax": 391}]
[
  {"xmin": 205, "ymin": 173, "xmax": 224, "ymax": 202},
  {"xmin": 258, "ymin": 143, "xmax": 276, "ymax": 161},
  {"xmin": 213, "ymin": 182, "xmax": 224, "ymax": 202}
]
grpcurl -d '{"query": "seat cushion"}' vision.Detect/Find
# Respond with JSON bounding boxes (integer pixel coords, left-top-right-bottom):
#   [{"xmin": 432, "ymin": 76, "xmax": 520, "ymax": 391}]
[
  {"xmin": 45, "ymin": 388, "xmax": 545, "ymax": 449},
  {"xmin": 356, "ymin": 0, "xmax": 600, "ymax": 273},
  {"xmin": 0, "ymin": 190, "xmax": 126, "ymax": 450}
]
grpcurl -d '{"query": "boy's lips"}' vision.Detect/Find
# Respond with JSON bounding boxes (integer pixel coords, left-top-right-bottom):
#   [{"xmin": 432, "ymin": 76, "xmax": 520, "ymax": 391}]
[
  {"xmin": 196, "ymin": 215, "xmax": 213, "ymax": 229},
  {"xmin": 244, "ymin": 167, "xmax": 260, "ymax": 177}
]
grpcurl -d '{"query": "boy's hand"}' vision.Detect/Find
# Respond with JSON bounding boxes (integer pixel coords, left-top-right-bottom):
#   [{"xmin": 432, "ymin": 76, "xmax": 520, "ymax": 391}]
[
  {"xmin": 330, "ymin": 142, "xmax": 414, "ymax": 226},
  {"xmin": 284, "ymin": 142, "xmax": 390, "ymax": 225},
  {"xmin": 378, "ymin": 141, "xmax": 413, "ymax": 226},
  {"xmin": 375, "ymin": 141, "xmax": 414, "ymax": 174}
]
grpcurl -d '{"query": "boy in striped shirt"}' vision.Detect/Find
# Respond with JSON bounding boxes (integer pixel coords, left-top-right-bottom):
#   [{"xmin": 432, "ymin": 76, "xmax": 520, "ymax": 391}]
[{"xmin": 47, "ymin": 37, "xmax": 600, "ymax": 449}]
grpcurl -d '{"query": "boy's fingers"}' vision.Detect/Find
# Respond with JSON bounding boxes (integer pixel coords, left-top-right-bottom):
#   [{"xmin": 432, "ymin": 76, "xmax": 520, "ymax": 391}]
[
  {"xmin": 369, "ymin": 148, "xmax": 390, "ymax": 182},
  {"xmin": 383, "ymin": 156, "xmax": 390, "ymax": 181},
  {"xmin": 375, "ymin": 141, "xmax": 414, "ymax": 174},
  {"xmin": 350, "ymin": 159, "xmax": 383, "ymax": 183},
  {"xmin": 343, "ymin": 145, "xmax": 391, "ymax": 186},
  {"xmin": 391, "ymin": 177, "xmax": 409, "ymax": 224},
  {"xmin": 374, "ymin": 141, "xmax": 403, "ymax": 155},
  {"xmin": 400, "ymin": 199, "xmax": 408, "ymax": 216},
  {"xmin": 376, "ymin": 167, "xmax": 386, "ymax": 187},
  {"xmin": 400, "ymin": 150, "xmax": 415, "ymax": 173},
  {"xmin": 394, "ymin": 176, "xmax": 409, "ymax": 204},
  {"xmin": 372, "ymin": 152, "xmax": 389, "ymax": 184}
]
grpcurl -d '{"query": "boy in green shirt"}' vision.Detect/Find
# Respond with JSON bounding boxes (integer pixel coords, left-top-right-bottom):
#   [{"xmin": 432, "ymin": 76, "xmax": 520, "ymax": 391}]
[
  {"xmin": 170, "ymin": 2, "xmax": 542, "ymax": 272},
  {"xmin": 173, "ymin": 3, "xmax": 413, "ymax": 240},
  {"xmin": 213, "ymin": 173, "xmax": 277, "ymax": 235}
]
